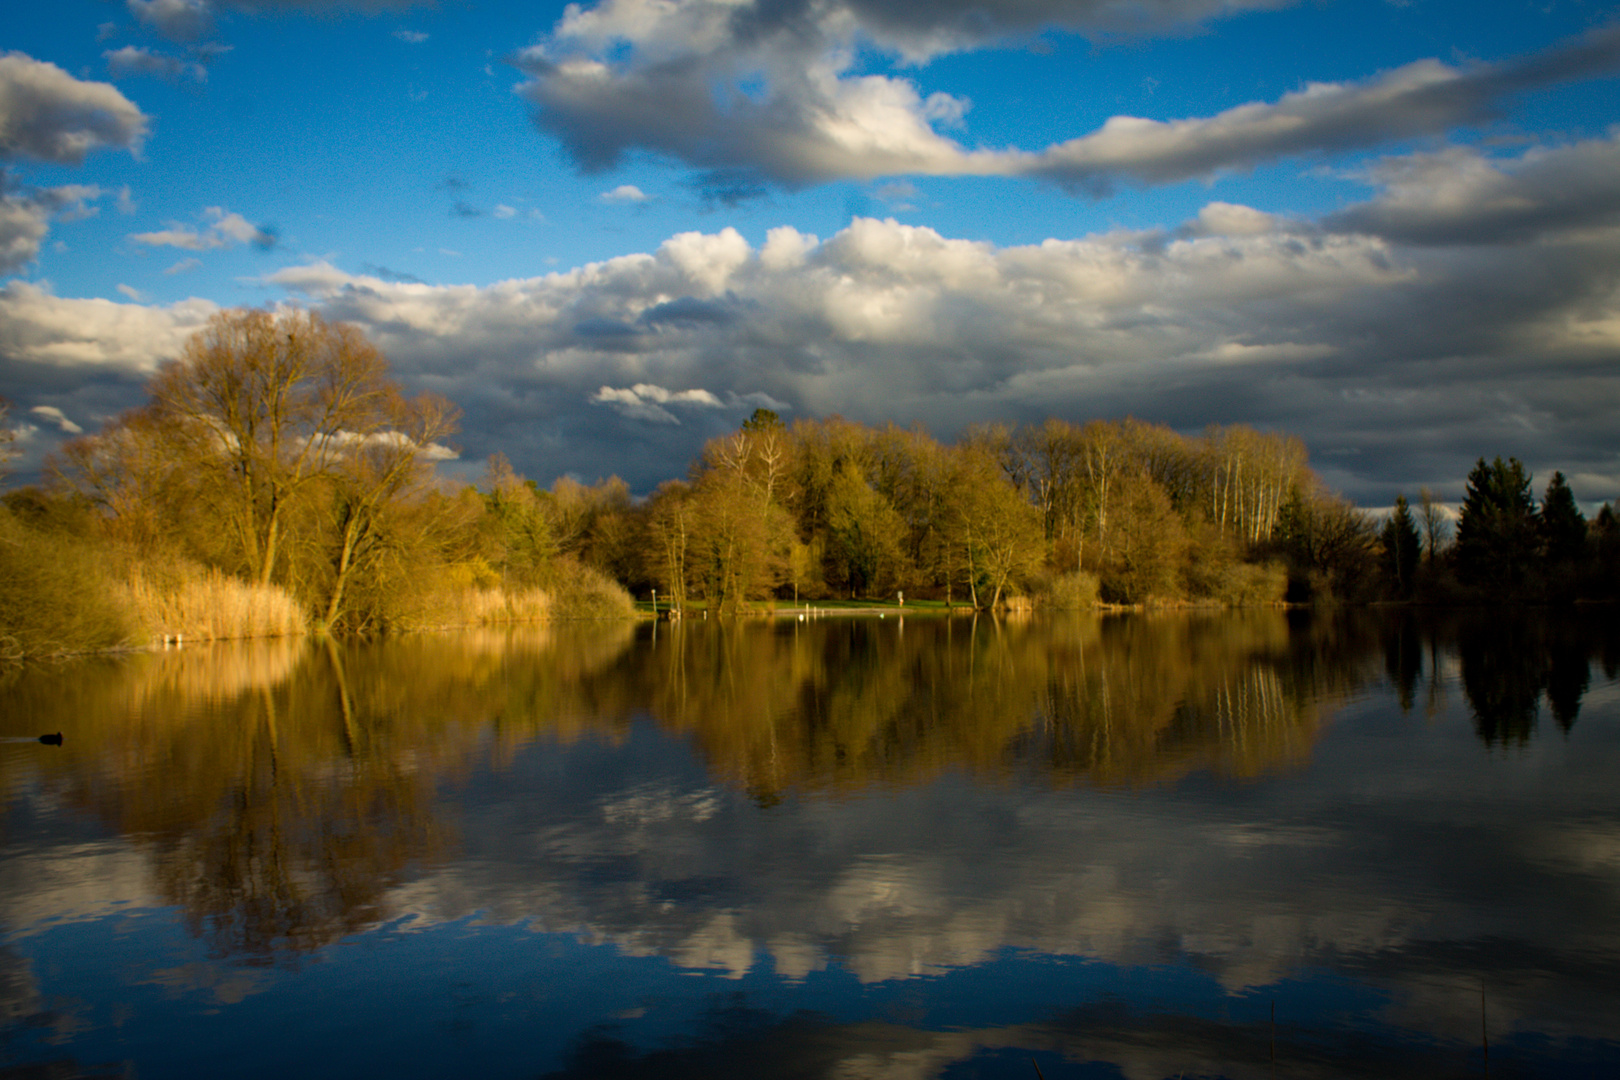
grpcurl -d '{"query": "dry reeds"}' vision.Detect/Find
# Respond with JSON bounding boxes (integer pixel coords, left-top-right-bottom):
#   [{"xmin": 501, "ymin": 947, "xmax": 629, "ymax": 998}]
[{"xmin": 119, "ymin": 565, "xmax": 306, "ymax": 642}]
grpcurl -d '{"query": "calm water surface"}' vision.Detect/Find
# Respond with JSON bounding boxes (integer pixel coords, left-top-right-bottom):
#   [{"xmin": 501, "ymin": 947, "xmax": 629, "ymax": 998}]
[{"xmin": 1, "ymin": 610, "xmax": 1617, "ymax": 1079}]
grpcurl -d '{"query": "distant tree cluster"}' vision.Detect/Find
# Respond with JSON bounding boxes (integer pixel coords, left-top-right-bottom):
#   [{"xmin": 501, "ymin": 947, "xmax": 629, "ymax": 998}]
[
  {"xmin": 567, "ymin": 412, "xmax": 1371, "ymax": 610},
  {"xmin": 1378, "ymin": 457, "xmax": 1620, "ymax": 604},
  {"xmin": 5, "ymin": 308, "xmax": 1617, "ymax": 656}
]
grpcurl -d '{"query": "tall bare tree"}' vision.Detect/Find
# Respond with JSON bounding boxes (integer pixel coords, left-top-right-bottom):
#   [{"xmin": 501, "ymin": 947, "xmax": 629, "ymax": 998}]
[{"xmin": 146, "ymin": 308, "xmax": 398, "ymax": 585}]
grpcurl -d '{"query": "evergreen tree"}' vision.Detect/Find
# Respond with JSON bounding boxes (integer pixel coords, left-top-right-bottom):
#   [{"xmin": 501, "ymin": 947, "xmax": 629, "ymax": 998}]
[
  {"xmin": 1380, "ymin": 494, "xmax": 1422, "ymax": 598},
  {"xmin": 1539, "ymin": 471, "xmax": 1587, "ymax": 565},
  {"xmin": 1453, "ymin": 456, "xmax": 1539, "ymax": 596}
]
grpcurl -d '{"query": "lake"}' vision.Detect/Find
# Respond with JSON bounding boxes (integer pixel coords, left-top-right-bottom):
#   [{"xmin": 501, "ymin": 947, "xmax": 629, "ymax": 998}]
[{"xmin": 1, "ymin": 609, "xmax": 1617, "ymax": 1079}]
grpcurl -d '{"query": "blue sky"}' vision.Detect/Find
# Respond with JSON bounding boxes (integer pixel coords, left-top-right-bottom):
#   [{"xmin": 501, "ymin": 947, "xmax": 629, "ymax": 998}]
[{"xmin": 3, "ymin": 0, "xmax": 1618, "ymax": 502}]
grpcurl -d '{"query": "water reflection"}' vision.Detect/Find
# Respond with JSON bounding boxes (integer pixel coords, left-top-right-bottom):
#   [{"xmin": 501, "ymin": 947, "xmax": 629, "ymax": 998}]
[
  {"xmin": 1453, "ymin": 612, "xmax": 1612, "ymax": 745},
  {"xmin": 1, "ymin": 611, "xmax": 1618, "ymax": 1079},
  {"xmin": 0, "ymin": 612, "xmax": 1379, "ymax": 965}
]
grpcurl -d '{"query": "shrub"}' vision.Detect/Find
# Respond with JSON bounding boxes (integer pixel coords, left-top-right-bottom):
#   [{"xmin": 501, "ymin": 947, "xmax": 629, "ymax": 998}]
[
  {"xmin": 1044, "ymin": 571, "xmax": 1101, "ymax": 610},
  {"xmin": 0, "ymin": 511, "xmax": 133, "ymax": 659},
  {"xmin": 546, "ymin": 559, "xmax": 636, "ymax": 620}
]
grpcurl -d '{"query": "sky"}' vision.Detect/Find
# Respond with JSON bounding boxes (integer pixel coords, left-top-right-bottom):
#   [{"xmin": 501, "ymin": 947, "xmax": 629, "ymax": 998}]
[{"xmin": 2, "ymin": 0, "xmax": 1618, "ymax": 504}]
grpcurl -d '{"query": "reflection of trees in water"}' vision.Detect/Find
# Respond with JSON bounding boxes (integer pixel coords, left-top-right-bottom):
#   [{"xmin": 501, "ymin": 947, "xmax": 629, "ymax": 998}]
[
  {"xmin": 8, "ymin": 609, "xmax": 1609, "ymax": 963},
  {"xmin": 1, "ymin": 626, "xmax": 638, "ymax": 959},
  {"xmin": 1456, "ymin": 613, "xmax": 1611, "ymax": 746},
  {"xmin": 637, "ymin": 611, "xmax": 1380, "ymax": 797}
]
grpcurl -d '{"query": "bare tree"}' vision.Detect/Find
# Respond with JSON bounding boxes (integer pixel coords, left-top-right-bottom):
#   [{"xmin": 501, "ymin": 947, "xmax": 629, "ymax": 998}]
[
  {"xmin": 1417, "ymin": 486, "xmax": 1450, "ymax": 563},
  {"xmin": 147, "ymin": 308, "xmax": 398, "ymax": 585},
  {"xmin": 319, "ymin": 389, "xmax": 460, "ymax": 628},
  {"xmin": 0, "ymin": 397, "xmax": 16, "ymax": 481}
]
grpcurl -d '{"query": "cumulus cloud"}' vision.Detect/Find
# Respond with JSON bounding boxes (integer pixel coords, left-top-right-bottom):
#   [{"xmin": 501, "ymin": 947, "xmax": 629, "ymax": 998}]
[
  {"xmin": 0, "ymin": 174, "xmax": 104, "ymax": 273},
  {"xmin": 1325, "ymin": 134, "xmax": 1620, "ymax": 245},
  {"xmin": 10, "ymin": 152, "xmax": 1620, "ymax": 500},
  {"xmin": 242, "ymin": 204, "xmax": 1612, "ymax": 501},
  {"xmin": 599, "ymin": 184, "xmax": 648, "ymax": 203},
  {"xmin": 130, "ymin": 205, "xmax": 276, "ymax": 251},
  {"xmin": 127, "ymin": 0, "xmax": 216, "ymax": 43},
  {"xmin": 0, "ymin": 52, "xmax": 148, "ymax": 166},
  {"xmin": 0, "ymin": 281, "xmax": 216, "ymax": 372},
  {"xmin": 104, "ymin": 46, "xmax": 209, "ymax": 84},
  {"xmin": 516, "ymin": 4, "xmax": 1620, "ymax": 192}
]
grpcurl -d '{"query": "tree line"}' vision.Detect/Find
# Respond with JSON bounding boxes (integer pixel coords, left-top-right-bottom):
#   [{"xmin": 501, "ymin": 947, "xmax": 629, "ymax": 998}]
[{"xmin": 2, "ymin": 308, "xmax": 1616, "ymax": 655}]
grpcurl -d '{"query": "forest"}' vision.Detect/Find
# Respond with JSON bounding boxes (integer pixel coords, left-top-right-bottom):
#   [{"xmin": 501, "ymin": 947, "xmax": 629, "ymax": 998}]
[{"xmin": 2, "ymin": 308, "xmax": 1617, "ymax": 658}]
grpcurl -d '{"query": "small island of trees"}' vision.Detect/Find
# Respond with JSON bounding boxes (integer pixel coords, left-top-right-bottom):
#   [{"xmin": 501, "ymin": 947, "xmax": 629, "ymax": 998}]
[{"xmin": 2, "ymin": 308, "xmax": 1616, "ymax": 658}]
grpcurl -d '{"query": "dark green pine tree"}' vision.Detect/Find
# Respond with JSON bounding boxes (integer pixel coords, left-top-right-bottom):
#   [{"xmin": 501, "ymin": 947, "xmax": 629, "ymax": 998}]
[
  {"xmin": 1588, "ymin": 503, "xmax": 1619, "ymax": 600},
  {"xmin": 1539, "ymin": 472, "xmax": 1587, "ymax": 565},
  {"xmin": 1380, "ymin": 494, "xmax": 1422, "ymax": 598},
  {"xmin": 1453, "ymin": 456, "xmax": 1540, "ymax": 596}
]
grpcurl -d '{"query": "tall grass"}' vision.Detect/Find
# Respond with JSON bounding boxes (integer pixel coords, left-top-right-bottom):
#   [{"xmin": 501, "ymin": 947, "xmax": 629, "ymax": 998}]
[
  {"xmin": 457, "ymin": 586, "xmax": 553, "ymax": 625},
  {"xmin": 380, "ymin": 559, "xmax": 632, "ymax": 631},
  {"xmin": 119, "ymin": 564, "xmax": 305, "ymax": 642}
]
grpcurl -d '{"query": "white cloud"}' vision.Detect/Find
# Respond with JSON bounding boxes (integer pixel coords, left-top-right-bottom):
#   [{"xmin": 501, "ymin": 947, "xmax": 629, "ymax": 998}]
[
  {"xmin": 164, "ymin": 256, "xmax": 202, "ymax": 274},
  {"xmin": 493, "ymin": 203, "xmax": 517, "ymax": 218},
  {"xmin": 599, "ymin": 184, "xmax": 649, "ymax": 203},
  {"xmin": 116, "ymin": 284, "xmax": 144, "ymax": 301},
  {"xmin": 130, "ymin": 205, "xmax": 274, "ymax": 251},
  {"xmin": 126, "ymin": 0, "xmax": 215, "ymax": 43},
  {"xmin": 104, "ymin": 46, "xmax": 209, "ymax": 84},
  {"xmin": 11, "ymin": 160, "xmax": 1620, "ymax": 502},
  {"xmin": 517, "ymin": 6, "xmax": 1620, "ymax": 193},
  {"xmin": 0, "ymin": 51, "xmax": 148, "ymax": 166},
  {"xmin": 591, "ymin": 382, "xmax": 727, "ymax": 424},
  {"xmin": 0, "ymin": 281, "xmax": 216, "ymax": 372},
  {"xmin": 0, "ymin": 175, "xmax": 105, "ymax": 273},
  {"xmin": 393, "ymin": 29, "xmax": 428, "ymax": 43},
  {"xmin": 28, "ymin": 405, "xmax": 82, "ymax": 434}
]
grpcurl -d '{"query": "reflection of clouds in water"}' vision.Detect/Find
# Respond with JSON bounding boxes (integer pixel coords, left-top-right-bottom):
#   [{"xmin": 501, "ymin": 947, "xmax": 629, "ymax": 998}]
[
  {"xmin": 0, "ymin": 944, "xmax": 41, "ymax": 1025},
  {"xmin": 381, "ymin": 690, "xmax": 1620, "ymax": 1045},
  {"xmin": 599, "ymin": 783, "xmax": 721, "ymax": 827},
  {"xmin": 1524, "ymin": 823, "xmax": 1620, "ymax": 883},
  {"xmin": 141, "ymin": 961, "xmax": 269, "ymax": 1006},
  {"xmin": 0, "ymin": 842, "xmax": 154, "ymax": 934}
]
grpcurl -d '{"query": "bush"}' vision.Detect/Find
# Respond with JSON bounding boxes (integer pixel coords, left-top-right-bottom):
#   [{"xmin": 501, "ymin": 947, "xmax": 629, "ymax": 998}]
[
  {"xmin": 0, "ymin": 511, "xmax": 134, "ymax": 659},
  {"xmin": 1188, "ymin": 558, "xmax": 1287, "ymax": 605},
  {"xmin": 1044, "ymin": 571, "xmax": 1101, "ymax": 610},
  {"xmin": 546, "ymin": 559, "xmax": 636, "ymax": 620}
]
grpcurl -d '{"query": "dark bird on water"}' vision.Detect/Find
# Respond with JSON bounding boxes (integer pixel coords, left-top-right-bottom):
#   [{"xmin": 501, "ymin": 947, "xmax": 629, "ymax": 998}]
[{"xmin": 38, "ymin": 732, "xmax": 63, "ymax": 746}]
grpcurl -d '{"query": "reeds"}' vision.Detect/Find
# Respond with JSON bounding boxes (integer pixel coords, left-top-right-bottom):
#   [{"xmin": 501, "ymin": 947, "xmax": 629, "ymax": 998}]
[{"xmin": 118, "ymin": 565, "xmax": 306, "ymax": 642}]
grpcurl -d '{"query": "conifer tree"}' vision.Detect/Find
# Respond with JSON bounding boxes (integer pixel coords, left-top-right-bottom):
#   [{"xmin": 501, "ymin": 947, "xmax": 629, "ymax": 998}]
[
  {"xmin": 1454, "ymin": 457, "xmax": 1539, "ymax": 595},
  {"xmin": 1539, "ymin": 472, "xmax": 1587, "ymax": 566},
  {"xmin": 1380, "ymin": 494, "xmax": 1422, "ymax": 598}
]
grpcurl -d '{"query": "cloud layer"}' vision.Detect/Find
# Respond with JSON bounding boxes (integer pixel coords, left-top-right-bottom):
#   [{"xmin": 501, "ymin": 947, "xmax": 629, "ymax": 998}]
[
  {"xmin": 4, "ymin": 133, "xmax": 1619, "ymax": 501},
  {"xmin": 516, "ymin": 2, "xmax": 1620, "ymax": 192}
]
